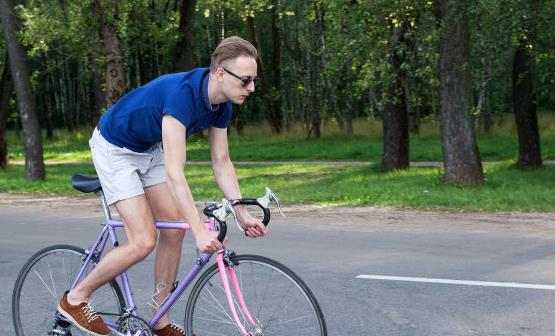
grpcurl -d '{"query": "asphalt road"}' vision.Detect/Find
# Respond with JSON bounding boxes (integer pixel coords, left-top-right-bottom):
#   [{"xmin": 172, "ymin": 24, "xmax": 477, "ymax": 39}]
[{"xmin": 3, "ymin": 197, "xmax": 555, "ymax": 335}]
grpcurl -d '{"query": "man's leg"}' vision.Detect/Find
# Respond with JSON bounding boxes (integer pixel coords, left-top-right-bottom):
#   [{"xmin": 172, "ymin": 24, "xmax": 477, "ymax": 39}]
[
  {"xmin": 144, "ymin": 182, "xmax": 186, "ymax": 330},
  {"xmin": 58, "ymin": 195, "xmax": 157, "ymax": 335},
  {"xmin": 68, "ymin": 195, "xmax": 158, "ymax": 303}
]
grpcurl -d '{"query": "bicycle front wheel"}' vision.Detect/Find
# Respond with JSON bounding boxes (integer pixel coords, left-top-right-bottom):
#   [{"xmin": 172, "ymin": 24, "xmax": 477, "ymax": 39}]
[
  {"xmin": 185, "ymin": 254, "xmax": 327, "ymax": 335},
  {"xmin": 12, "ymin": 244, "xmax": 126, "ymax": 335}
]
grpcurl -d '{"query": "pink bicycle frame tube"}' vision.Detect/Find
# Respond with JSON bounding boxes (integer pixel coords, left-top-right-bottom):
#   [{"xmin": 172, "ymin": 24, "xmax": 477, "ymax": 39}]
[
  {"xmin": 227, "ymin": 261, "xmax": 257, "ymax": 327},
  {"xmin": 216, "ymin": 253, "xmax": 257, "ymax": 336}
]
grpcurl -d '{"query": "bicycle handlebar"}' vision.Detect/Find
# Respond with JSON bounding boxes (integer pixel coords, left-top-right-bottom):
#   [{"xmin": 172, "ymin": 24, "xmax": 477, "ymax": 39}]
[{"xmin": 203, "ymin": 188, "xmax": 285, "ymax": 242}]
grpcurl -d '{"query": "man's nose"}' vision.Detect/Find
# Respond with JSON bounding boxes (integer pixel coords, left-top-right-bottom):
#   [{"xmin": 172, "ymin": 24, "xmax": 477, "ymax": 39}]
[{"xmin": 247, "ymin": 80, "xmax": 255, "ymax": 92}]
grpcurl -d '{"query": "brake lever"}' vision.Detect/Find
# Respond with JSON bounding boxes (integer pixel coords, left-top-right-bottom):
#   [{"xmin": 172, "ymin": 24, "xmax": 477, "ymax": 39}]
[
  {"xmin": 257, "ymin": 187, "xmax": 286, "ymax": 218},
  {"xmin": 212, "ymin": 199, "xmax": 244, "ymax": 234},
  {"xmin": 270, "ymin": 189, "xmax": 286, "ymax": 218},
  {"xmin": 226, "ymin": 201, "xmax": 244, "ymax": 233}
]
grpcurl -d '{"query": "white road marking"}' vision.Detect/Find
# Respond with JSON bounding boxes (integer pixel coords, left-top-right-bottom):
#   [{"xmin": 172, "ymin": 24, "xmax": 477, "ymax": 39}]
[{"xmin": 356, "ymin": 275, "xmax": 555, "ymax": 290}]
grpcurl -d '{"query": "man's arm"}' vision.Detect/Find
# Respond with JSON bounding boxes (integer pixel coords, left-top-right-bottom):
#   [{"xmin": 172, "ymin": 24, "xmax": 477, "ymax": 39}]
[
  {"xmin": 208, "ymin": 126, "xmax": 267, "ymax": 237},
  {"xmin": 162, "ymin": 115, "xmax": 222, "ymax": 252}
]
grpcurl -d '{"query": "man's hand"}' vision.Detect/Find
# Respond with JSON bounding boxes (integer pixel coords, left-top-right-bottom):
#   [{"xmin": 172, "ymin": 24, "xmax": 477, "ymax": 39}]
[
  {"xmin": 236, "ymin": 206, "xmax": 268, "ymax": 238},
  {"xmin": 195, "ymin": 229, "xmax": 223, "ymax": 253}
]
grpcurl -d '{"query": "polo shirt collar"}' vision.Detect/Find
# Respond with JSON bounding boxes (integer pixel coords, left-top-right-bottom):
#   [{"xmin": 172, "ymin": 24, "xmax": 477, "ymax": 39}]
[{"xmin": 202, "ymin": 73, "xmax": 220, "ymax": 112}]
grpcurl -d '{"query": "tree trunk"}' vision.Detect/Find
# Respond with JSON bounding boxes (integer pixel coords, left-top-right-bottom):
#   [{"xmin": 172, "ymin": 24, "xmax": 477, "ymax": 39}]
[
  {"xmin": 0, "ymin": 55, "xmax": 13, "ymax": 168},
  {"xmin": 233, "ymin": 104, "xmax": 245, "ymax": 136},
  {"xmin": 247, "ymin": 16, "xmax": 282, "ymax": 133},
  {"xmin": 477, "ymin": 59, "xmax": 492, "ymax": 133},
  {"xmin": 308, "ymin": 1, "xmax": 324, "ymax": 138},
  {"xmin": 406, "ymin": 76, "xmax": 420, "ymax": 134},
  {"xmin": 174, "ymin": 0, "xmax": 196, "ymax": 71},
  {"xmin": 383, "ymin": 20, "xmax": 409, "ymax": 171},
  {"xmin": 330, "ymin": 84, "xmax": 345, "ymax": 132},
  {"xmin": 91, "ymin": 69, "xmax": 104, "ymax": 127},
  {"xmin": 64, "ymin": 56, "xmax": 76, "ymax": 129},
  {"xmin": 270, "ymin": 0, "xmax": 283, "ymax": 133},
  {"xmin": 55, "ymin": 52, "xmax": 69, "ymax": 129},
  {"xmin": 43, "ymin": 69, "xmax": 54, "ymax": 139},
  {"xmin": 345, "ymin": 81, "xmax": 354, "ymax": 134},
  {"xmin": 0, "ymin": 0, "xmax": 45, "ymax": 179},
  {"xmin": 95, "ymin": 0, "xmax": 126, "ymax": 108},
  {"xmin": 383, "ymin": 90, "xmax": 409, "ymax": 170},
  {"xmin": 513, "ymin": 39, "xmax": 542, "ymax": 167},
  {"xmin": 219, "ymin": 2, "xmax": 225, "ymax": 40},
  {"xmin": 435, "ymin": 0, "xmax": 483, "ymax": 184}
]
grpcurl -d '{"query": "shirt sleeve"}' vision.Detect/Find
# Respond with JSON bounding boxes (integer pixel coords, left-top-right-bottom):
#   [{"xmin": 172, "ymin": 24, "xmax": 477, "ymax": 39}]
[
  {"xmin": 163, "ymin": 86, "xmax": 194, "ymax": 128},
  {"xmin": 212, "ymin": 102, "xmax": 233, "ymax": 128}
]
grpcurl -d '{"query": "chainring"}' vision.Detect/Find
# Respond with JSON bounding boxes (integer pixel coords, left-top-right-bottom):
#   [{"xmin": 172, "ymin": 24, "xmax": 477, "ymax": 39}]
[{"xmin": 116, "ymin": 315, "xmax": 154, "ymax": 336}]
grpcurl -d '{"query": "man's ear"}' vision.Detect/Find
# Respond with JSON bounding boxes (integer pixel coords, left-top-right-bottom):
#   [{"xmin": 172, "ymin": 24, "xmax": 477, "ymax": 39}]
[{"xmin": 214, "ymin": 67, "xmax": 225, "ymax": 82}]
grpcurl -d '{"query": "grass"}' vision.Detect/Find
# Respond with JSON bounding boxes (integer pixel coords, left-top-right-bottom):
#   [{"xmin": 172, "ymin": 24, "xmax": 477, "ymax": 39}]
[
  {"xmin": 3, "ymin": 114, "xmax": 555, "ymax": 211},
  {"xmin": 1, "ymin": 161, "xmax": 555, "ymax": 212},
  {"xmin": 5, "ymin": 113, "xmax": 555, "ymax": 162}
]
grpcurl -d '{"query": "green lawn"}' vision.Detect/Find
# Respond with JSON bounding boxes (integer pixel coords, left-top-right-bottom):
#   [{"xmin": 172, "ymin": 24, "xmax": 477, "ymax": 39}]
[
  {"xmin": 3, "ymin": 115, "xmax": 555, "ymax": 211},
  {"xmin": 6, "ymin": 114, "xmax": 555, "ymax": 162},
  {"xmin": 1, "ymin": 161, "xmax": 554, "ymax": 212}
]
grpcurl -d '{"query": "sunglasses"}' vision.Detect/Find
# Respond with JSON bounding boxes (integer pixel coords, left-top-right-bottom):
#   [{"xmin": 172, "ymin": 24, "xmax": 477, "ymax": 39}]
[{"xmin": 223, "ymin": 68, "xmax": 259, "ymax": 87}]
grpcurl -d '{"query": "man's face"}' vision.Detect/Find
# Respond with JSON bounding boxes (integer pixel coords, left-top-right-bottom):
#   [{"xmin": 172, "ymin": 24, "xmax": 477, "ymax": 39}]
[{"xmin": 217, "ymin": 56, "xmax": 258, "ymax": 105}]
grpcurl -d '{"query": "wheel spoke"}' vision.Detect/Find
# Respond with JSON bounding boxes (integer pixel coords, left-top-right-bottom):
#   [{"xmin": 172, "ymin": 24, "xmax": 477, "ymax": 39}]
[
  {"xmin": 186, "ymin": 255, "xmax": 326, "ymax": 336},
  {"xmin": 13, "ymin": 246, "xmax": 126, "ymax": 336},
  {"xmin": 33, "ymin": 269, "xmax": 57, "ymax": 298}
]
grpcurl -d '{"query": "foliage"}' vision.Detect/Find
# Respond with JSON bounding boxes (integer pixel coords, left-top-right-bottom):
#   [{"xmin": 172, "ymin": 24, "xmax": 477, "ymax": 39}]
[{"xmin": 1, "ymin": 0, "xmax": 552, "ymax": 132}]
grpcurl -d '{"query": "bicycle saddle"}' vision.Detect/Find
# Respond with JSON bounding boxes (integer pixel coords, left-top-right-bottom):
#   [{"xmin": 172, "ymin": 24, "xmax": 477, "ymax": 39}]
[{"xmin": 71, "ymin": 174, "xmax": 102, "ymax": 193}]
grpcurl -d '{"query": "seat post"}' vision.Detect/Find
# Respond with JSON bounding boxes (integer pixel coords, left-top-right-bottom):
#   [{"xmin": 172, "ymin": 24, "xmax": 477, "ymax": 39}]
[{"xmin": 96, "ymin": 190, "xmax": 112, "ymax": 222}]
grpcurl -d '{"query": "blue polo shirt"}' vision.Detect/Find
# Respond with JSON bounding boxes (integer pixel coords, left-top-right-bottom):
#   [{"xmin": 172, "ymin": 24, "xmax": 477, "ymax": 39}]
[{"xmin": 98, "ymin": 68, "xmax": 232, "ymax": 152}]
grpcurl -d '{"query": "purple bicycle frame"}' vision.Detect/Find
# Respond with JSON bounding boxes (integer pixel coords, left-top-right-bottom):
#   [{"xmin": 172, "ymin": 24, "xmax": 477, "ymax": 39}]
[{"xmin": 69, "ymin": 217, "xmax": 258, "ymax": 335}]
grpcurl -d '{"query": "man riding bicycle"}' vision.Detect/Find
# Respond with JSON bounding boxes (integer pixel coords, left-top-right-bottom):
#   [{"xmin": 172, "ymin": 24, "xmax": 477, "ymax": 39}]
[{"xmin": 57, "ymin": 36, "xmax": 267, "ymax": 336}]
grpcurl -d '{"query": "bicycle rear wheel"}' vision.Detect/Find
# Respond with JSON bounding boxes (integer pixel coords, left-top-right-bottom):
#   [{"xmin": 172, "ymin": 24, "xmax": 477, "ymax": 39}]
[
  {"xmin": 185, "ymin": 254, "xmax": 327, "ymax": 335},
  {"xmin": 12, "ymin": 244, "xmax": 125, "ymax": 335}
]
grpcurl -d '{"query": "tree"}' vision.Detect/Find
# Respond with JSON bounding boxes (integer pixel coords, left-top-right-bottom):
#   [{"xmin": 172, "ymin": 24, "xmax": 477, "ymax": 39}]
[
  {"xmin": 508, "ymin": 0, "xmax": 546, "ymax": 168},
  {"xmin": 174, "ymin": 0, "xmax": 197, "ymax": 71},
  {"xmin": 0, "ymin": 0, "xmax": 45, "ymax": 179},
  {"xmin": 0, "ymin": 54, "xmax": 13, "ymax": 168},
  {"xmin": 95, "ymin": 0, "xmax": 126, "ymax": 108},
  {"xmin": 247, "ymin": 14, "xmax": 283, "ymax": 133},
  {"xmin": 382, "ymin": 4, "xmax": 414, "ymax": 171},
  {"xmin": 435, "ymin": 0, "xmax": 484, "ymax": 184},
  {"xmin": 513, "ymin": 36, "xmax": 541, "ymax": 167}
]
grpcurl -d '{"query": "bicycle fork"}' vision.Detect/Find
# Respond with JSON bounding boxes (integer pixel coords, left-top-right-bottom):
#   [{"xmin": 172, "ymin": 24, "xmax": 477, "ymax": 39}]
[{"xmin": 216, "ymin": 250, "xmax": 262, "ymax": 336}]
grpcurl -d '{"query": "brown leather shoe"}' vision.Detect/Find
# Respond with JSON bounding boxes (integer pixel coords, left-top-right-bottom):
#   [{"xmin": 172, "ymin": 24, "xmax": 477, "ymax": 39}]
[
  {"xmin": 57, "ymin": 291, "xmax": 110, "ymax": 336},
  {"xmin": 154, "ymin": 322, "xmax": 186, "ymax": 336}
]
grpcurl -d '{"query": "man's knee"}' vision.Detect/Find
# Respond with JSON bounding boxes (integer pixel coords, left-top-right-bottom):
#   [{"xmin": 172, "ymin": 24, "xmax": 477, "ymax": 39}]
[
  {"xmin": 130, "ymin": 234, "xmax": 157, "ymax": 260},
  {"xmin": 158, "ymin": 229, "xmax": 185, "ymax": 245}
]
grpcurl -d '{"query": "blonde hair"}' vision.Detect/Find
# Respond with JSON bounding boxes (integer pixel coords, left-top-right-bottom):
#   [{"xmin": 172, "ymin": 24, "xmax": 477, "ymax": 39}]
[{"xmin": 210, "ymin": 36, "xmax": 258, "ymax": 72}]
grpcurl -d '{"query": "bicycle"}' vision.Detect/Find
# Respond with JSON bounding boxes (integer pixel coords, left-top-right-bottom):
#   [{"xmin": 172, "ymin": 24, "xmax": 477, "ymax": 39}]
[{"xmin": 12, "ymin": 174, "xmax": 327, "ymax": 336}]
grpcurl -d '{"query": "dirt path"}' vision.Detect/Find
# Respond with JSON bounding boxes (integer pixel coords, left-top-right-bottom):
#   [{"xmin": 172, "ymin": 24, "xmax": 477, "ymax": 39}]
[{"xmin": 3, "ymin": 193, "xmax": 555, "ymax": 237}]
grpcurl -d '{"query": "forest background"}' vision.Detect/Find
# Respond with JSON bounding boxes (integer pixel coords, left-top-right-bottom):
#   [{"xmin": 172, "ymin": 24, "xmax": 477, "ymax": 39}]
[{"xmin": 0, "ymin": 0, "xmax": 554, "ymax": 211}]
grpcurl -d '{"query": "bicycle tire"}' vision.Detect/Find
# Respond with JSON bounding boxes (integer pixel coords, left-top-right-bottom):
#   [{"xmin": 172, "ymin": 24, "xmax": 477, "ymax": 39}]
[
  {"xmin": 12, "ymin": 244, "xmax": 126, "ymax": 335},
  {"xmin": 185, "ymin": 254, "xmax": 327, "ymax": 335}
]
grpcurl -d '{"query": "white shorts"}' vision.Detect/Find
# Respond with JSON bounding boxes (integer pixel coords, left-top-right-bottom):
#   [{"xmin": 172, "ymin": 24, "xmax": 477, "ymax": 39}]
[{"xmin": 89, "ymin": 128, "xmax": 166, "ymax": 205}]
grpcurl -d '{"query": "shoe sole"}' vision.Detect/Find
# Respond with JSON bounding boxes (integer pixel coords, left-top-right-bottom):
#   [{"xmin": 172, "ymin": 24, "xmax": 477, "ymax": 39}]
[{"xmin": 57, "ymin": 304, "xmax": 110, "ymax": 336}]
